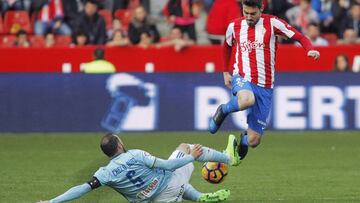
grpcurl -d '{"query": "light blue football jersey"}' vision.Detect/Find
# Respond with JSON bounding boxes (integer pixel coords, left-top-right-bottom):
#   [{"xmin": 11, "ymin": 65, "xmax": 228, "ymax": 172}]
[{"xmin": 94, "ymin": 149, "xmax": 172, "ymax": 203}]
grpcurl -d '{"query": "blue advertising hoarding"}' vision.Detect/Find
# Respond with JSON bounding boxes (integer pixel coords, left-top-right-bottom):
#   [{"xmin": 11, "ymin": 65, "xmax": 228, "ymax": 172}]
[{"xmin": 0, "ymin": 73, "xmax": 359, "ymax": 132}]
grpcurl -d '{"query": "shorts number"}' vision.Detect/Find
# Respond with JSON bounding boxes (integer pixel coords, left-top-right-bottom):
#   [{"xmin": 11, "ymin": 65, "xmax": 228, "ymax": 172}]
[{"xmin": 126, "ymin": 170, "xmax": 145, "ymax": 188}]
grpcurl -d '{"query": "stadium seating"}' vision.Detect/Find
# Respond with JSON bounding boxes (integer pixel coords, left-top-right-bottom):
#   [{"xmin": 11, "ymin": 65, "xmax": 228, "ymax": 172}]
[
  {"xmin": 55, "ymin": 35, "xmax": 72, "ymax": 47},
  {"xmin": 0, "ymin": 15, "xmax": 4, "ymax": 34},
  {"xmin": 114, "ymin": 9, "xmax": 132, "ymax": 30},
  {"xmin": 4, "ymin": 11, "xmax": 32, "ymax": 34},
  {"xmin": 0, "ymin": 35, "xmax": 16, "ymax": 47},
  {"xmin": 99, "ymin": 9, "xmax": 113, "ymax": 31},
  {"xmin": 30, "ymin": 35, "xmax": 45, "ymax": 47},
  {"xmin": 321, "ymin": 33, "xmax": 338, "ymax": 45}
]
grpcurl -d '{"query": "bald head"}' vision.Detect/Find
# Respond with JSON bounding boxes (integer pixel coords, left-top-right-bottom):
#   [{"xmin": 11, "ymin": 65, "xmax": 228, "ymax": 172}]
[{"xmin": 100, "ymin": 133, "xmax": 124, "ymax": 157}]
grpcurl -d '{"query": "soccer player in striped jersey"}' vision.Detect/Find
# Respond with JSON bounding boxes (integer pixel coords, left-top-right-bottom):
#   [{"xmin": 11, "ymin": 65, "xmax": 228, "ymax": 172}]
[
  {"xmin": 209, "ymin": 0, "xmax": 320, "ymax": 160},
  {"xmin": 37, "ymin": 134, "xmax": 240, "ymax": 203}
]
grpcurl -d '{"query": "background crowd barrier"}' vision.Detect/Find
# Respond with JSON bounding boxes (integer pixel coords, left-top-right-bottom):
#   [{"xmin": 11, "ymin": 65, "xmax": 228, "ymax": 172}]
[
  {"xmin": 0, "ymin": 73, "xmax": 359, "ymax": 132},
  {"xmin": 0, "ymin": 45, "xmax": 359, "ymax": 72}
]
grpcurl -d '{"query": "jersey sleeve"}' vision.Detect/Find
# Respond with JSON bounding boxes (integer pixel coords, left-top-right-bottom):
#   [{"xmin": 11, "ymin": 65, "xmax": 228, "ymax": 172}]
[
  {"xmin": 131, "ymin": 149, "xmax": 157, "ymax": 168},
  {"xmin": 271, "ymin": 16, "xmax": 314, "ymax": 51},
  {"xmin": 271, "ymin": 17, "xmax": 297, "ymax": 38},
  {"xmin": 94, "ymin": 167, "xmax": 111, "ymax": 186},
  {"xmin": 225, "ymin": 22, "xmax": 235, "ymax": 46}
]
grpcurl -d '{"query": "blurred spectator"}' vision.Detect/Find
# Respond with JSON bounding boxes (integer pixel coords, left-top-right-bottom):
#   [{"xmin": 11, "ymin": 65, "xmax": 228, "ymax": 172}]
[
  {"xmin": 34, "ymin": 0, "xmax": 72, "ymax": 35},
  {"xmin": 164, "ymin": 0, "xmax": 200, "ymax": 42},
  {"xmin": 72, "ymin": 30, "xmax": 89, "ymax": 46},
  {"xmin": 128, "ymin": 6, "xmax": 160, "ymax": 45},
  {"xmin": 286, "ymin": 0, "xmax": 319, "ymax": 33},
  {"xmin": 107, "ymin": 18, "xmax": 126, "ymax": 39},
  {"xmin": 44, "ymin": 32, "xmax": 56, "ymax": 47},
  {"xmin": 113, "ymin": 0, "xmax": 150, "ymax": 13},
  {"xmin": 206, "ymin": 0, "xmax": 242, "ymax": 44},
  {"xmin": 306, "ymin": 23, "xmax": 329, "ymax": 46},
  {"xmin": 83, "ymin": 47, "xmax": 116, "ymax": 73},
  {"xmin": 333, "ymin": 54, "xmax": 351, "ymax": 72},
  {"xmin": 156, "ymin": 27, "xmax": 194, "ymax": 51},
  {"xmin": 203, "ymin": 0, "xmax": 215, "ymax": 13},
  {"xmin": 337, "ymin": 27, "xmax": 360, "ymax": 44},
  {"xmin": 1, "ymin": 0, "xmax": 30, "ymax": 13},
  {"xmin": 97, "ymin": 0, "xmax": 114, "ymax": 11},
  {"xmin": 75, "ymin": 0, "xmax": 107, "ymax": 45},
  {"xmin": 13, "ymin": 29, "xmax": 30, "ymax": 47},
  {"xmin": 137, "ymin": 30, "xmax": 152, "ymax": 48},
  {"xmin": 339, "ymin": 2, "xmax": 360, "ymax": 38},
  {"xmin": 332, "ymin": 0, "xmax": 351, "ymax": 35},
  {"xmin": 312, "ymin": 0, "xmax": 336, "ymax": 33},
  {"xmin": 267, "ymin": 0, "xmax": 294, "ymax": 20},
  {"xmin": 61, "ymin": 0, "xmax": 84, "ymax": 31},
  {"xmin": 106, "ymin": 29, "xmax": 130, "ymax": 47}
]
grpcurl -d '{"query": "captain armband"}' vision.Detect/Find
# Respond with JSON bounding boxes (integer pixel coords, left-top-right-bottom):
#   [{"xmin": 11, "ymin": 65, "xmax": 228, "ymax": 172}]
[{"xmin": 87, "ymin": 177, "xmax": 101, "ymax": 189}]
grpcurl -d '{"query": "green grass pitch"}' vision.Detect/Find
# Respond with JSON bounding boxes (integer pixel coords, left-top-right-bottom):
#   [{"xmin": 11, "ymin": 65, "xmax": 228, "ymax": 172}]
[{"xmin": 1, "ymin": 131, "xmax": 360, "ymax": 202}]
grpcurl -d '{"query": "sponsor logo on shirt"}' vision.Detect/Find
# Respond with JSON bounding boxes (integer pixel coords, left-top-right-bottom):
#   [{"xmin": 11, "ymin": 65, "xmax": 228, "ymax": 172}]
[
  {"xmin": 136, "ymin": 178, "xmax": 159, "ymax": 199},
  {"xmin": 240, "ymin": 40, "xmax": 265, "ymax": 53}
]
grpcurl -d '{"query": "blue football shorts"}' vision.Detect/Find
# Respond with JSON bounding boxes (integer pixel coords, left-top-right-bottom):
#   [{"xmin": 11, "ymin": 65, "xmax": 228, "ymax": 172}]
[{"xmin": 231, "ymin": 75, "xmax": 273, "ymax": 135}]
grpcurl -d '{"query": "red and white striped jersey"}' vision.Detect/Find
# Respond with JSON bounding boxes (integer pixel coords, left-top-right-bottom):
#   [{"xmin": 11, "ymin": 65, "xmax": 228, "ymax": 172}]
[{"xmin": 225, "ymin": 14, "xmax": 312, "ymax": 88}]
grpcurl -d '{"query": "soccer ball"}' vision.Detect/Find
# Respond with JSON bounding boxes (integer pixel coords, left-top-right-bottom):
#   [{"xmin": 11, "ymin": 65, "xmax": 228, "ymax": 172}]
[{"xmin": 201, "ymin": 162, "xmax": 229, "ymax": 184}]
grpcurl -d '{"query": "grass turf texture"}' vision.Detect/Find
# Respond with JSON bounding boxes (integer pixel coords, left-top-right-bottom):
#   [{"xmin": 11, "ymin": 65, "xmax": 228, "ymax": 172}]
[{"xmin": 0, "ymin": 131, "xmax": 359, "ymax": 203}]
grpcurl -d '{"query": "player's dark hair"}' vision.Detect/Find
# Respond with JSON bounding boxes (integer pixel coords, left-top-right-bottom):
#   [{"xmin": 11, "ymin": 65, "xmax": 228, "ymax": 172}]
[
  {"xmin": 85, "ymin": 0, "xmax": 100, "ymax": 6},
  {"xmin": 16, "ymin": 29, "xmax": 27, "ymax": 37},
  {"xmin": 100, "ymin": 133, "xmax": 120, "ymax": 157},
  {"xmin": 242, "ymin": 0, "xmax": 262, "ymax": 9},
  {"xmin": 94, "ymin": 47, "xmax": 104, "ymax": 60}
]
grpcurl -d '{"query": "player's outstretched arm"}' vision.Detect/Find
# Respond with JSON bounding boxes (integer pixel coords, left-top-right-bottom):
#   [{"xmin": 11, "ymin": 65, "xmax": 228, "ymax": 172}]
[
  {"xmin": 38, "ymin": 183, "xmax": 93, "ymax": 203},
  {"xmin": 272, "ymin": 17, "xmax": 320, "ymax": 61},
  {"xmin": 150, "ymin": 145, "xmax": 203, "ymax": 171}
]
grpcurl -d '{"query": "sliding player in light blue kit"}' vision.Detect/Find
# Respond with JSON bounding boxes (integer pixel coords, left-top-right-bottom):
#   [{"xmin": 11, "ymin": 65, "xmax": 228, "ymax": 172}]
[{"xmin": 38, "ymin": 133, "xmax": 240, "ymax": 203}]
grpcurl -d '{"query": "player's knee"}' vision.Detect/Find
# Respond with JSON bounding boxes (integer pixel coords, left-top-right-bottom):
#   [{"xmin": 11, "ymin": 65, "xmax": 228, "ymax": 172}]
[
  {"xmin": 248, "ymin": 137, "xmax": 260, "ymax": 148},
  {"xmin": 177, "ymin": 143, "xmax": 191, "ymax": 154},
  {"xmin": 247, "ymin": 133, "xmax": 261, "ymax": 148},
  {"xmin": 237, "ymin": 93, "xmax": 255, "ymax": 110}
]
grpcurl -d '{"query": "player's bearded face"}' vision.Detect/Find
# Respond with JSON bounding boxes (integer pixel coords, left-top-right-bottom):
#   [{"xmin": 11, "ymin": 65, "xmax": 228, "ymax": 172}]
[{"xmin": 243, "ymin": 5, "xmax": 262, "ymax": 27}]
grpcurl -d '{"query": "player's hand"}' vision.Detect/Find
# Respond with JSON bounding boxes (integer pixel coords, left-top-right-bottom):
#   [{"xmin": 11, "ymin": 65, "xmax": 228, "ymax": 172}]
[
  {"xmin": 223, "ymin": 72, "xmax": 232, "ymax": 89},
  {"xmin": 307, "ymin": 50, "xmax": 320, "ymax": 60},
  {"xmin": 37, "ymin": 200, "xmax": 50, "ymax": 203},
  {"xmin": 191, "ymin": 144, "xmax": 203, "ymax": 159}
]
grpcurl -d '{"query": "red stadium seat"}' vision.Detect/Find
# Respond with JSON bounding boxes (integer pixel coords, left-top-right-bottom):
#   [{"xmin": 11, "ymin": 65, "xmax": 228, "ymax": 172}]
[
  {"xmin": 0, "ymin": 35, "xmax": 16, "ymax": 47},
  {"xmin": 55, "ymin": 35, "xmax": 72, "ymax": 47},
  {"xmin": 114, "ymin": 9, "xmax": 132, "ymax": 30},
  {"xmin": 29, "ymin": 35, "xmax": 45, "ymax": 47},
  {"xmin": 4, "ymin": 11, "xmax": 32, "ymax": 34},
  {"xmin": 99, "ymin": 9, "xmax": 113, "ymax": 31},
  {"xmin": 0, "ymin": 15, "xmax": 4, "ymax": 34},
  {"xmin": 321, "ymin": 33, "xmax": 338, "ymax": 45}
]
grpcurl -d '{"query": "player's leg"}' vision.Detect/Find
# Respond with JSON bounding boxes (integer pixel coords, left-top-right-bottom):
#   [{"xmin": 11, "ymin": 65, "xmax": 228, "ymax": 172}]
[
  {"xmin": 237, "ymin": 85, "xmax": 273, "ymax": 160},
  {"xmin": 183, "ymin": 183, "xmax": 230, "ymax": 202},
  {"xmin": 238, "ymin": 128, "xmax": 261, "ymax": 160},
  {"xmin": 209, "ymin": 75, "xmax": 255, "ymax": 134},
  {"xmin": 188, "ymin": 136, "xmax": 240, "ymax": 166},
  {"xmin": 155, "ymin": 144, "xmax": 233, "ymax": 202}
]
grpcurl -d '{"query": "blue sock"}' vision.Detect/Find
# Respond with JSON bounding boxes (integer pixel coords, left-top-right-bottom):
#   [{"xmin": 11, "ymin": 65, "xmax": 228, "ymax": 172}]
[
  {"xmin": 222, "ymin": 94, "xmax": 240, "ymax": 114},
  {"xmin": 183, "ymin": 184, "xmax": 202, "ymax": 201},
  {"xmin": 241, "ymin": 135, "xmax": 248, "ymax": 146},
  {"xmin": 189, "ymin": 145, "xmax": 230, "ymax": 165}
]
